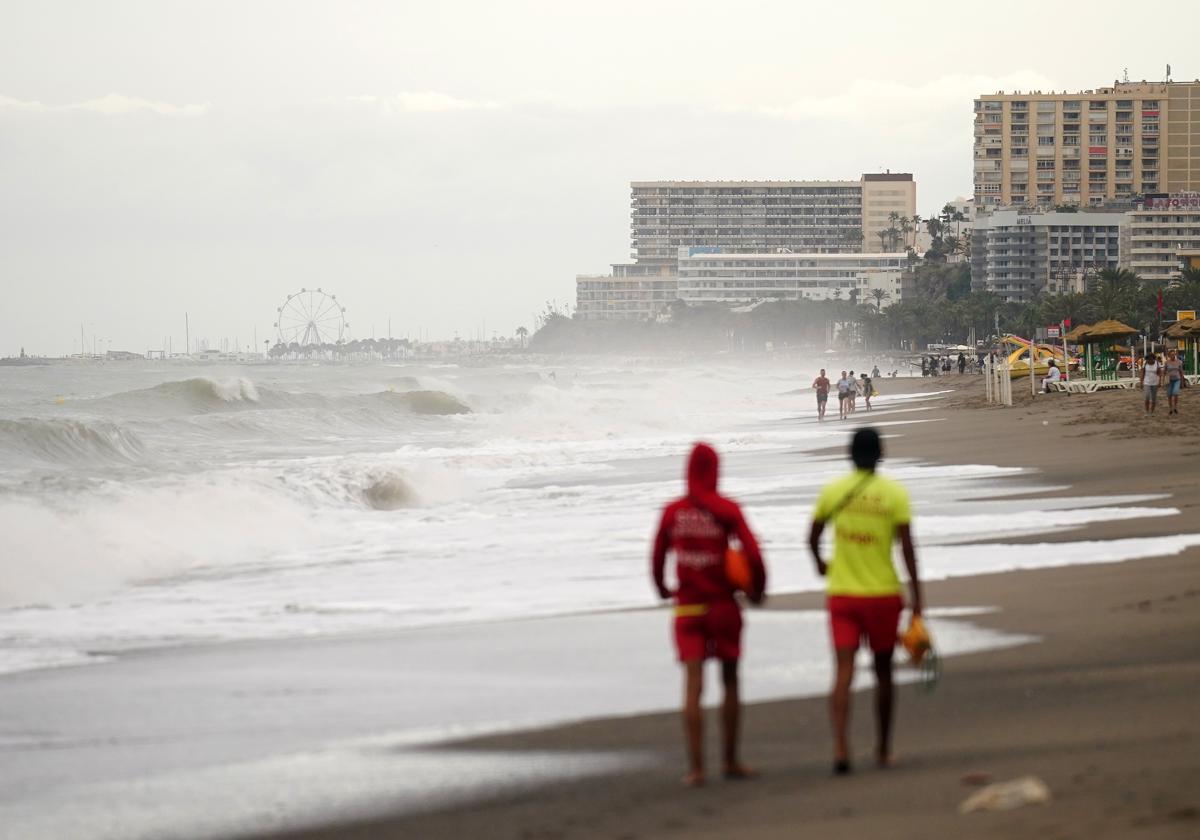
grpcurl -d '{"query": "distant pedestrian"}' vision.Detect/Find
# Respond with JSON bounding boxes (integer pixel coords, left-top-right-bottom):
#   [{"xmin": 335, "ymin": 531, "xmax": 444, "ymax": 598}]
[
  {"xmin": 1141, "ymin": 352, "xmax": 1162, "ymax": 415},
  {"xmin": 813, "ymin": 369, "xmax": 831, "ymax": 421},
  {"xmin": 860, "ymin": 373, "xmax": 873, "ymax": 411},
  {"xmin": 957, "ymin": 352, "xmax": 966, "ymax": 375},
  {"xmin": 847, "ymin": 371, "xmax": 859, "ymax": 415},
  {"xmin": 1164, "ymin": 349, "xmax": 1185, "ymax": 415},
  {"xmin": 837, "ymin": 370, "xmax": 852, "ymax": 420},
  {"xmin": 871, "ymin": 365, "xmax": 881, "ymax": 380}
]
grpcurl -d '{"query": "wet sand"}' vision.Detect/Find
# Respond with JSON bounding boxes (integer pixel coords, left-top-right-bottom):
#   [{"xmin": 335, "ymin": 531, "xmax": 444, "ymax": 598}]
[{"xmin": 263, "ymin": 373, "xmax": 1200, "ymax": 840}]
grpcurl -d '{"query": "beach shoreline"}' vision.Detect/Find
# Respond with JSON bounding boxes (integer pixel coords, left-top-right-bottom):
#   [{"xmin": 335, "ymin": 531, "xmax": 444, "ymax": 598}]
[{"xmin": 258, "ymin": 373, "xmax": 1200, "ymax": 840}]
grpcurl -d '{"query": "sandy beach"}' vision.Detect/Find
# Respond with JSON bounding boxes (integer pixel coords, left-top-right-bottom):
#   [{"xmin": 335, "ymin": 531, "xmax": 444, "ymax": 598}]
[{"xmin": 260, "ymin": 374, "xmax": 1200, "ymax": 840}]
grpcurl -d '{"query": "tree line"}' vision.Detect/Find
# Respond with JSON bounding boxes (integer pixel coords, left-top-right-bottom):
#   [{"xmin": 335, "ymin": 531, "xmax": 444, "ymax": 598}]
[{"xmin": 531, "ymin": 264, "xmax": 1200, "ymax": 355}]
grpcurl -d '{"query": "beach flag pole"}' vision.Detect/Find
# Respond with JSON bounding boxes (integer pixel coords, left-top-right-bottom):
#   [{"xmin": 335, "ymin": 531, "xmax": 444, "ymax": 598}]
[
  {"xmin": 1030, "ymin": 342, "xmax": 1037, "ymax": 398},
  {"xmin": 1061, "ymin": 321, "xmax": 1069, "ymax": 383}
]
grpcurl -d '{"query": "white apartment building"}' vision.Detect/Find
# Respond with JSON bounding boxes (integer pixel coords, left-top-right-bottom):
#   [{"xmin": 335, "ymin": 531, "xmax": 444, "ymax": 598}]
[
  {"xmin": 575, "ymin": 263, "xmax": 678, "ymax": 321},
  {"xmin": 578, "ymin": 175, "xmax": 916, "ymax": 321},
  {"xmin": 630, "ymin": 175, "xmax": 915, "ymax": 264},
  {"xmin": 1124, "ymin": 193, "xmax": 1200, "ymax": 281},
  {"xmin": 676, "ymin": 252, "xmax": 906, "ymax": 307},
  {"xmin": 971, "ymin": 209, "xmax": 1126, "ymax": 302}
]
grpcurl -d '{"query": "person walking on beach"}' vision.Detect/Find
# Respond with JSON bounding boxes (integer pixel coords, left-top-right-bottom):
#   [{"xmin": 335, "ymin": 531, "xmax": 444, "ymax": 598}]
[
  {"xmin": 1164, "ymin": 349, "xmax": 1185, "ymax": 415},
  {"xmin": 652, "ymin": 443, "xmax": 766, "ymax": 787},
  {"xmin": 871, "ymin": 364, "xmax": 881, "ymax": 380},
  {"xmin": 860, "ymin": 372, "xmax": 873, "ymax": 411},
  {"xmin": 957, "ymin": 352, "xmax": 966, "ymax": 375},
  {"xmin": 1141, "ymin": 352, "xmax": 1162, "ymax": 415},
  {"xmin": 847, "ymin": 371, "xmax": 859, "ymax": 416},
  {"xmin": 837, "ymin": 370, "xmax": 852, "ymax": 420},
  {"xmin": 808, "ymin": 428, "xmax": 923, "ymax": 775},
  {"xmin": 813, "ymin": 369, "xmax": 831, "ymax": 421}
]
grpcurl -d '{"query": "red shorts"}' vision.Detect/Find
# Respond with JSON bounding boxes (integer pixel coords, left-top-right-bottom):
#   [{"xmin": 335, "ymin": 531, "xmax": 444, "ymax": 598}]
[
  {"xmin": 828, "ymin": 594, "xmax": 903, "ymax": 652},
  {"xmin": 673, "ymin": 599, "xmax": 742, "ymax": 662}
]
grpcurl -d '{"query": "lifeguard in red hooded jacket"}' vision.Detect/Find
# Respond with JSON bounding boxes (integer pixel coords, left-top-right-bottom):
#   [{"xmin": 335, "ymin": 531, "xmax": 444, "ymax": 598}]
[{"xmin": 652, "ymin": 442, "xmax": 766, "ymax": 787}]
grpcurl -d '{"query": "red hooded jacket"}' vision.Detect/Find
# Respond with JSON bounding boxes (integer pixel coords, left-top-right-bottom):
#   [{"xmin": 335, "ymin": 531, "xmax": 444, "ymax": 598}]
[{"xmin": 652, "ymin": 443, "xmax": 766, "ymax": 605}]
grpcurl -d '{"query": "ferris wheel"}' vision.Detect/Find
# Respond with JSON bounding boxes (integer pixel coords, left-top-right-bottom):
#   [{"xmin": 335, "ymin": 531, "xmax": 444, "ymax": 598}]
[{"xmin": 274, "ymin": 288, "xmax": 348, "ymax": 347}]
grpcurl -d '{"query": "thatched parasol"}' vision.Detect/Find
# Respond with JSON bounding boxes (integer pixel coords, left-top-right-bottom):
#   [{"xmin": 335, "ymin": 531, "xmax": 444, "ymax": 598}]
[
  {"xmin": 1080, "ymin": 319, "xmax": 1138, "ymax": 341},
  {"xmin": 1163, "ymin": 320, "xmax": 1198, "ymax": 339},
  {"xmin": 1062, "ymin": 323, "xmax": 1093, "ymax": 342}
]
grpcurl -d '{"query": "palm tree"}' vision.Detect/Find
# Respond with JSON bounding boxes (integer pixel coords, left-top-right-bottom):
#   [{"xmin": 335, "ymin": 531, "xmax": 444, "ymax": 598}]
[
  {"xmin": 877, "ymin": 230, "xmax": 889, "ymax": 252},
  {"xmin": 899, "ymin": 217, "xmax": 913, "ymax": 250},
  {"xmin": 910, "ymin": 215, "xmax": 923, "ymax": 249},
  {"xmin": 516, "ymin": 326, "xmax": 529, "ymax": 348},
  {"xmin": 1089, "ymin": 268, "xmax": 1139, "ymax": 320},
  {"xmin": 842, "ymin": 229, "xmax": 865, "ymax": 252},
  {"xmin": 886, "ymin": 226, "xmax": 903, "ymax": 252},
  {"xmin": 869, "ymin": 288, "xmax": 891, "ymax": 311}
]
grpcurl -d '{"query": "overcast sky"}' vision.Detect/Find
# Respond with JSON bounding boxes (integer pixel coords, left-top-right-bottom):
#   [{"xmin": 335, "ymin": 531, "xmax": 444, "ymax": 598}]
[{"xmin": 2, "ymin": 1, "xmax": 1198, "ymax": 354}]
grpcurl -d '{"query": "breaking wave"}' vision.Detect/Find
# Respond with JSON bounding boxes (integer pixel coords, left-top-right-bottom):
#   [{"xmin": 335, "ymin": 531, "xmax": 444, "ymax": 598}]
[
  {"xmin": 88, "ymin": 378, "xmax": 471, "ymax": 417},
  {"xmin": 91, "ymin": 377, "xmax": 262, "ymax": 414},
  {"xmin": 0, "ymin": 418, "xmax": 145, "ymax": 466},
  {"xmin": 364, "ymin": 390, "xmax": 471, "ymax": 416}
]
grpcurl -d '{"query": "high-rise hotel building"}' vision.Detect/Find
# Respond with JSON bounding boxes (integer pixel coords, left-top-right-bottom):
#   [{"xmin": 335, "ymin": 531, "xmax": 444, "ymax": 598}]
[
  {"xmin": 577, "ymin": 174, "xmax": 915, "ymax": 321},
  {"xmin": 973, "ymin": 80, "xmax": 1200, "ymax": 210},
  {"xmin": 629, "ymin": 174, "xmax": 915, "ymax": 264}
]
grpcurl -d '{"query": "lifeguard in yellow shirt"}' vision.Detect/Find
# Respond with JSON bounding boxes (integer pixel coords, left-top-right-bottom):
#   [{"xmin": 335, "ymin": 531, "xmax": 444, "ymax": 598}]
[{"xmin": 809, "ymin": 427, "xmax": 923, "ymax": 775}]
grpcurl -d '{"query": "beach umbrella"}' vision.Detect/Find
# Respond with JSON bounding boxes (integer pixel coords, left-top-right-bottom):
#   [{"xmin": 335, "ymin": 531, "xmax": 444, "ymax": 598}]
[
  {"xmin": 1163, "ymin": 320, "xmax": 1194, "ymax": 339},
  {"xmin": 1080, "ymin": 320, "xmax": 1136, "ymax": 380},
  {"xmin": 1062, "ymin": 323, "xmax": 1093, "ymax": 343},
  {"xmin": 1079, "ymin": 319, "xmax": 1138, "ymax": 341}
]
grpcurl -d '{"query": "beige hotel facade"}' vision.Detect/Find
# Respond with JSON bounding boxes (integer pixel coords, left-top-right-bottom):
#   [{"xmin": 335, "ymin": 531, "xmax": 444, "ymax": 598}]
[{"xmin": 973, "ymin": 80, "xmax": 1200, "ymax": 210}]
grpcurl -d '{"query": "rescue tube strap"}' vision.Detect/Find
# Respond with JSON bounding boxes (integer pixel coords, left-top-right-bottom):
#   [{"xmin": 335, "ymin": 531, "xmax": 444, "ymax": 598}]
[{"xmin": 674, "ymin": 604, "xmax": 709, "ymax": 618}]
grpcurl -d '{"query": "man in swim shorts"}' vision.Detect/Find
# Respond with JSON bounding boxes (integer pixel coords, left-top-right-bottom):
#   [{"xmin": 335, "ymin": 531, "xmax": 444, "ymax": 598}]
[
  {"xmin": 813, "ymin": 369, "xmax": 831, "ymax": 420},
  {"xmin": 652, "ymin": 442, "xmax": 766, "ymax": 786},
  {"xmin": 809, "ymin": 428, "xmax": 923, "ymax": 774}
]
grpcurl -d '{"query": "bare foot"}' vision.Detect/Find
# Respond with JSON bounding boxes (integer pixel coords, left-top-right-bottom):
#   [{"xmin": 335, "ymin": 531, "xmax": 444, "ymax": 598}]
[
  {"xmin": 682, "ymin": 771, "xmax": 706, "ymax": 788},
  {"xmin": 723, "ymin": 763, "xmax": 758, "ymax": 780}
]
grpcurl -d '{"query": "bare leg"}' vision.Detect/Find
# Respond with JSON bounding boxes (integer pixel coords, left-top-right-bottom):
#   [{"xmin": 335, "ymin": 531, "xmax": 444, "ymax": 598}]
[
  {"xmin": 872, "ymin": 650, "xmax": 895, "ymax": 766},
  {"xmin": 683, "ymin": 660, "xmax": 704, "ymax": 786},
  {"xmin": 721, "ymin": 659, "xmax": 755, "ymax": 778},
  {"xmin": 830, "ymin": 647, "xmax": 857, "ymax": 773}
]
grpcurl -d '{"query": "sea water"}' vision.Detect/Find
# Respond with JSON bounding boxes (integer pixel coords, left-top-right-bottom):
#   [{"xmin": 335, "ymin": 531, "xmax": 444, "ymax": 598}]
[
  {"xmin": 3, "ymin": 359, "xmax": 1199, "ymax": 839},
  {"xmin": 1, "ymin": 359, "xmax": 1193, "ymax": 672}
]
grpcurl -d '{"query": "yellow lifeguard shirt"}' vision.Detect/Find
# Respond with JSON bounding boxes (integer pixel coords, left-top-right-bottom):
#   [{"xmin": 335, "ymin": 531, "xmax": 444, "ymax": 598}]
[{"xmin": 813, "ymin": 470, "xmax": 910, "ymax": 596}]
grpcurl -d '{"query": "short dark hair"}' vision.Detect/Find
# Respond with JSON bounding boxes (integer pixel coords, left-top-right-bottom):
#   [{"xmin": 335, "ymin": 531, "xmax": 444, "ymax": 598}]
[{"xmin": 851, "ymin": 427, "xmax": 882, "ymax": 469}]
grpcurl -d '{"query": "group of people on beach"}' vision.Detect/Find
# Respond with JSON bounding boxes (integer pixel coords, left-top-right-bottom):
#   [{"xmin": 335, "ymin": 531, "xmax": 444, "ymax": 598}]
[
  {"xmin": 1138, "ymin": 348, "xmax": 1187, "ymax": 416},
  {"xmin": 652, "ymin": 428, "xmax": 922, "ymax": 785},
  {"xmin": 811, "ymin": 369, "xmax": 876, "ymax": 420}
]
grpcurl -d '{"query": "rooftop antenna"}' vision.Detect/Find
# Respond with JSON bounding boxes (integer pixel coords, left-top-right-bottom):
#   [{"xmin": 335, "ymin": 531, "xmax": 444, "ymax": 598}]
[
  {"xmin": 1166, "ymin": 63, "xmax": 1172, "ymax": 82},
  {"xmin": 1123, "ymin": 68, "xmax": 1129, "ymax": 83}
]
